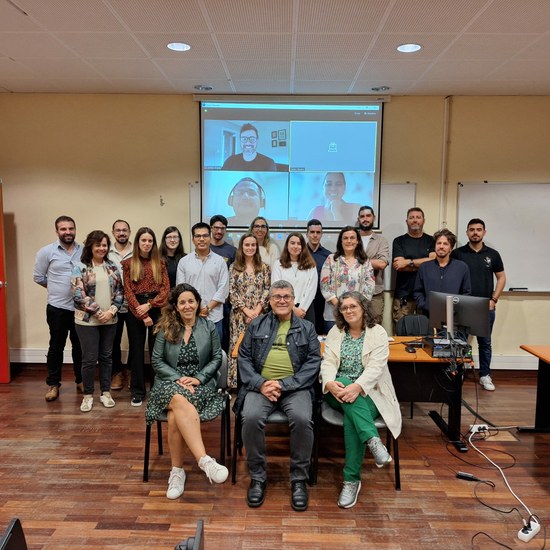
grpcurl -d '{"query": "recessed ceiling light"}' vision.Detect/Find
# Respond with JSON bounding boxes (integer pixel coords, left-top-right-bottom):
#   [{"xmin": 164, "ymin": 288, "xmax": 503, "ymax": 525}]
[
  {"xmin": 194, "ymin": 84, "xmax": 213, "ymax": 91},
  {"xmin": 397, "ymin": 43, "xmax": 422, "ymax": 53},
  {"xmin": 167, "ymin": 42, "xmax": 191, "ymax": 52}
]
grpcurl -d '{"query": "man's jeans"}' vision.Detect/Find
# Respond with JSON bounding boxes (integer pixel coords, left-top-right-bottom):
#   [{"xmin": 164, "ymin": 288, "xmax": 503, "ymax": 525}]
[
  {"xmin": 477, "ymin": 309, "xmax": 496, "ymax": 377},
  {"xmin": 241, "ymin": 389, "xmax": 313, "ymax": 483},
  {"xmin": 45, "ymin": 304, "xmax": 82, "ymax": 386}
]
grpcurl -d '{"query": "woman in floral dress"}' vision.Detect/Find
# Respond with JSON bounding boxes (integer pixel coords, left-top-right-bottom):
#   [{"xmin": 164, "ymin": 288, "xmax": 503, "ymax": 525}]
[
  {"xmin": 228, "ymin": 233, "xmax": 271, "ymax": 387},
  {"xmin": 320, "ymin": 226, "xmax": 375, "ymax": 331},
  {"xmin": 145, "ymin": 283, "xmax": 228, "ymax": 500}
]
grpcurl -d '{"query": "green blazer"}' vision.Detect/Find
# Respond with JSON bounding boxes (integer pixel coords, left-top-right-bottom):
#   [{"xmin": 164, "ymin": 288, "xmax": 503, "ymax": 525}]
[{"xmin": 151, "ymin": 317, "xmax": 222, "ymax": 389}]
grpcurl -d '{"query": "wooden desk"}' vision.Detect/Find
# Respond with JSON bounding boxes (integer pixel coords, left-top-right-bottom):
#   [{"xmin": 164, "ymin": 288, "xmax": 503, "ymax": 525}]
[
  {"xmin": 518, "ymin": 345, "xmax": 550, "ymax": 433},
  {"xmin": 389, "ymin": 337, "xmax": 468, "ymax": 452},
  {"xmin": 233, "ymin": 333, "xmax": 468, "ymax": 451}
]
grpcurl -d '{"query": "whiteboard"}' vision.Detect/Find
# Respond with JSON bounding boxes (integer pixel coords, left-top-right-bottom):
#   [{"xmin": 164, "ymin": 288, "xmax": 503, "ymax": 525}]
[{"xmin": 457, "ymin": 182, "xmax": 550, "ymax": 292}]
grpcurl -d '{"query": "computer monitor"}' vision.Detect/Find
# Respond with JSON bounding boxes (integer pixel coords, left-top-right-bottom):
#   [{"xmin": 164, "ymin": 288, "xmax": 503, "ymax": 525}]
[{"xmin": 428, "ymin": 291, "xmax": 490, "ymax": 338}]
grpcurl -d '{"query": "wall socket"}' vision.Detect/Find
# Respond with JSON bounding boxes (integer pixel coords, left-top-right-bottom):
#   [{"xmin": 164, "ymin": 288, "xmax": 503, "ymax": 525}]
[{"xmin": 469, "ymin": 424, "xmax": 488, "ymax": 433}]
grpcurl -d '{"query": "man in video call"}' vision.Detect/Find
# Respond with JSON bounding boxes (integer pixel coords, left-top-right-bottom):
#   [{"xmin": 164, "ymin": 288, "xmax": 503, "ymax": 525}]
[
  {"xmin": 226, "ymin": 177, "xmax": 265, "ymax": 226},
  {"xmin": 222, "ymin": 123, "xmax": 276, "ymax": 171}
]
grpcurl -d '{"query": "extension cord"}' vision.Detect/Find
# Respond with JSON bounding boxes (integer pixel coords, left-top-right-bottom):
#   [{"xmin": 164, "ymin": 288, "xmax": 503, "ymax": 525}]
[
  {"xmin": 518, "ymin": 518, "xmax": 540, "ymax": 542},
  {"xmin": 469, "ymin": 424, "xmax": 488, "ymax": 433}
]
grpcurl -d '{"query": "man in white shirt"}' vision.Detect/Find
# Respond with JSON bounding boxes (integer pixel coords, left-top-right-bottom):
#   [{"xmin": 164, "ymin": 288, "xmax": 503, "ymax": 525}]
[{"xmin": 176, "ymin": 222, "xmax": 229, "ymax": 342}]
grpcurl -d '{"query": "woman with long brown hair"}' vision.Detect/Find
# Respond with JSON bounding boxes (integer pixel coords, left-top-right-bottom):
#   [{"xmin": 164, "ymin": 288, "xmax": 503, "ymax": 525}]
[
  {"xmin": 122, "ymin": 227, "xmax": 170, "ymax": 406},
  {"xmin": 227, "ymin": 233, "xmax": 271, "ymax": 387},
  {"xmin": 271, "ymin": 232, "xmax": 318, "ymax": 324},
  {"xmin": 249, "ymin": 216, "xmax": 279, "ymax": 267}
]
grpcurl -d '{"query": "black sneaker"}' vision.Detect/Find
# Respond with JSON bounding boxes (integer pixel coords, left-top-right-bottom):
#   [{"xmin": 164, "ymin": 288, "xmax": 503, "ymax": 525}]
[{"xmin": 131, "ymin": 396, "xmax": 143, "ymax": 407}]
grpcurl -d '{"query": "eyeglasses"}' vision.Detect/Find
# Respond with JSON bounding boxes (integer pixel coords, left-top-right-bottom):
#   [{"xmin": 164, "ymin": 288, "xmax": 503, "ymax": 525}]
[
  {"xmin": 193, "ymin": 233, "xmax": 210, "ymax": 240},
  {"xmin": 114, "ymin": 229, "xmax": 128, "ymax": 233},
  {"xmin": 271, "ymin": 294, "xmax": 293, "ymax": 303},
  {"xmin": 166, "ymin": 236, "xmax": 180, "ymax": 241},
  {"xmin": 240, "ymin": 136, "xmax": 257, "ymax": 143},
  {"xmin": 340, "ymin": 304, "xmax": 359, "ymax": 313},
  {"xmin": 211, "ymin": 225, "xmax": 226, "ymax": 231},
  {"xmin": 253, "ymin": 224, "xmax": 267, "ymax": 230}
]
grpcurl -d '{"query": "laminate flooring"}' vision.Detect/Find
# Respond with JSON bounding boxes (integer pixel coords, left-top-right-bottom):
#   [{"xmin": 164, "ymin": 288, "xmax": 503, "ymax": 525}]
[{"xmin": 1, "ymin": 365, "xmax": 548, "ymax": 549}]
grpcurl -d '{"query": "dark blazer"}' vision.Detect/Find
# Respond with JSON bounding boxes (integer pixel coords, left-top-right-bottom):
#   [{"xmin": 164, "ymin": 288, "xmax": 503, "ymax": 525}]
[
  {"xmin": 234, "ymin": 311, "xmax": 321, "ymax": 413},
  {"xmin": 151, "ymin": 316, "xmax": 222, "ymax": 390}
]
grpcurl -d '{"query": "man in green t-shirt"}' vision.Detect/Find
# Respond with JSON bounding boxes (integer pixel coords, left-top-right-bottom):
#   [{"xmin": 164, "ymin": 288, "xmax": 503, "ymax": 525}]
[{"xmin": 236, "ymin": 280, "xmax": 321, "ymax": 512}]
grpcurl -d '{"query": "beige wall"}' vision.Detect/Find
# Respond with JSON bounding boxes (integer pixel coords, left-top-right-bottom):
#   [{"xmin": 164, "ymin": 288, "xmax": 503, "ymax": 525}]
[{"xmin": 0, "ymin": 93, "xmax": 548, "ymax": 365}]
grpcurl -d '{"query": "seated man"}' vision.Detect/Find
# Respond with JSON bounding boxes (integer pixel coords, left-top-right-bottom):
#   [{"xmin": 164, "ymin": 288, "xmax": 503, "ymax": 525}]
[{"xmin": 234, "ymin": 280, "xmax": 321, "ymax": 511}]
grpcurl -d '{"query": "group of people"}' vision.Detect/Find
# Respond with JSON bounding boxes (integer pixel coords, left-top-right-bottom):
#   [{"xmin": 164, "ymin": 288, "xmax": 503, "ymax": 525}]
[{"xmin": 33, "ymin": 205, "xmax": 505, "ymax": 508}]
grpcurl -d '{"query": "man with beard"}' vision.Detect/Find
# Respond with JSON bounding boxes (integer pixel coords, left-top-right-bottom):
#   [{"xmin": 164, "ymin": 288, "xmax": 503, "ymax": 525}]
[
  {"xmin": 226, "ymin": 177, "xmax": 266, "ymax": 226},
  {"xmin": 452, "ymin": 219, "xmax": 506, "ymax": 391},
  {"xmin": 391, "ymin": 207, "xmax": 436, "ymax": 323},
  {"xmin": 109, "ymin": 219, "xmax": 133, "ymax": 390},
  {"xmin": 222, "ymin": 123, "xmax": 276, "ymax": 172},
  {"xmin": 33, "ymin": 215, "xmax": 83, "ymax": 401},
  {"xmin": 413, "ymin": 228, "xmax": 471, "ymax": 315},
  {"xmin": 357, "ymin": 206, "xmax": 389, "ymax": 323}
]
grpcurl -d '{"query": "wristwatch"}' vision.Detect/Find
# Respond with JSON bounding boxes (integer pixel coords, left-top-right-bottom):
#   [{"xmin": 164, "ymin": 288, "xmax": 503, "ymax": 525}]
[{"xmin": 409, "ymin": 259, "xmax": 415, "ymax": 268}]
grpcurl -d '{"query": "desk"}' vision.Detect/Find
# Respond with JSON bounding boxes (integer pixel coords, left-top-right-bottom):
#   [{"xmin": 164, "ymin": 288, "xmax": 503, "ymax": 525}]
[
  {"xmin": 233, "ymin": 333, "xmax": 468, "ymax": 451},
  {"xmin": 518, "ymin": 345, "xmax": 550, "ymax": 433},
  {"xmin": 389, "ymin": 337, "xmax": 468, "ymax": 452}
]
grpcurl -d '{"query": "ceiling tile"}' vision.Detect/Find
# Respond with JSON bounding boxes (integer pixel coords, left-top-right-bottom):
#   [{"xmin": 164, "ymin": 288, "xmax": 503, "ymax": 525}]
[
  {"xmin": 55, "ymin": 32, "xmax": 147, "ymax": 58},
  {"xmin": 0, "ymin": 32, "xmax": 76, "ymax": 58}
]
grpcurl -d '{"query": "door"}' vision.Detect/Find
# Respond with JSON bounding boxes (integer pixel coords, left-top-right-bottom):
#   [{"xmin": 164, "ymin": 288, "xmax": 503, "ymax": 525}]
[{"xmin": 0, "ymin": 183, "xmax": 10, "ymax": 382}]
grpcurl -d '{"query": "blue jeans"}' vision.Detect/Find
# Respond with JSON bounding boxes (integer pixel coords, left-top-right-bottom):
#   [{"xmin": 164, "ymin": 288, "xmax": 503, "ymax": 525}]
[
  {"xmin": 242, "ymin": 389, "xmax": 314, "ymax": 482},
  {"xmin": 477, "ymin": 309, "xmax": 496, "ymax": 377}
]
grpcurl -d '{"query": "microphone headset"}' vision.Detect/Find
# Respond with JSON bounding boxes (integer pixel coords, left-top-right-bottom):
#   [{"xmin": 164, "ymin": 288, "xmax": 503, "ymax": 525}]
[{"xmin": 227, "ymin": 177, "xmax": 266, "ymax": 209}]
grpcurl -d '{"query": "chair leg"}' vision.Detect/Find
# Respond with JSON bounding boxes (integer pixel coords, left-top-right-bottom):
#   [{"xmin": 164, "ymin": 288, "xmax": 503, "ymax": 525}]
[
  {"xmin": 410, "ymin": 401, "xmax": 414, "ymax": 419},
  {"xmin": 157, "ymin": 420, "xmax": 163, "ymax": 456},
  {"xmin": 225, "ymin": 396, "xmax": 232, "ymax": 457},
  {"xmin": 392, "ymin": 436, "xmax": 401, "ymax": 491},
  {"xmin": 219, "ymin": 407, "xmax": 226, "ymax": 466},
  {"xmin": 143, "ymin": 424, "xmax": 152, "ymax": 482},
  {"xmin": 231, "ymin": 414, "xmax": 242, "ymax": 484}
]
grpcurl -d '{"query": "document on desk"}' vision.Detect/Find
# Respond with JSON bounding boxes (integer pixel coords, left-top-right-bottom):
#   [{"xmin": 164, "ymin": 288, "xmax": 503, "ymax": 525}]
[{"xmin": 387, "ymin": 337, "xmax": 395, "ymax": 342}]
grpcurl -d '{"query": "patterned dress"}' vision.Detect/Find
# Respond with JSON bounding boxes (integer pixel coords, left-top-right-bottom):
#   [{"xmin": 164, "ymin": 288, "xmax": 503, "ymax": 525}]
[
  {"xmin": 228, "ymin": 263, "xmax": 271, "ymax": 387},
  {"xmin": 145, "ymin": 335, "xmax": 223, "ymax": 425},
  {"xmin": 320, "ymin": 254, "xmax": 375, "ymax": 321}
]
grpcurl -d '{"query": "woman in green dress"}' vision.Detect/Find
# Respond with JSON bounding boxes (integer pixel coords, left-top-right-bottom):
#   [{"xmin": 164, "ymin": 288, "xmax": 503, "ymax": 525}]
[{"xmin": 146, "ymin": 283, "xmax": 228, "ymax": 499}]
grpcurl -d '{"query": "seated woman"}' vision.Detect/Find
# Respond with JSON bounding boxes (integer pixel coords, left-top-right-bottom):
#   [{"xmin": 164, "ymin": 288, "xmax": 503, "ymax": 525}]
[
  {"xmin": 320, "ymin": 291, "xmax": 402, "ymax": 509},
  {"xmin": 145, "ymin": 283, "xmax": 229, "ymax": 500}
]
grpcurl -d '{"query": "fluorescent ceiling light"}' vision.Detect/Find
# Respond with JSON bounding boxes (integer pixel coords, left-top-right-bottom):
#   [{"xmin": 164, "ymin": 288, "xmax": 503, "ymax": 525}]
[
  {"xmin": 167, "ymin": 42, "xmax": 191, "ymax": 52},
  {"xmin": 397, "ymin": 43, "xmax": 422, "ymax": 53}
]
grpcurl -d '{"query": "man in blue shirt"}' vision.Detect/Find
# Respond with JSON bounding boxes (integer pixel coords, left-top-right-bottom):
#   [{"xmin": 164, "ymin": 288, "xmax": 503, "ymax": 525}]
[{"xmin": 33, "ymin": 216, "xmax": 83, "ymax": 401}]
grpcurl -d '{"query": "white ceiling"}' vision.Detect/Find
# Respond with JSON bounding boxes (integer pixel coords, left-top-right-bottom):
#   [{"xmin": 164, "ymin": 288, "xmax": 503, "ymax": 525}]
[{"xmin": 1, "ymin": 0, "xmax": 550, "ymax": 95}]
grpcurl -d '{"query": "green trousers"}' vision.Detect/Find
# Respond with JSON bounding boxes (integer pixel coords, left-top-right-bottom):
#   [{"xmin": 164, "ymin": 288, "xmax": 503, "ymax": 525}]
[{"xmin": 325, "ymin": 376, "xmax": 380, "ymax": 481}]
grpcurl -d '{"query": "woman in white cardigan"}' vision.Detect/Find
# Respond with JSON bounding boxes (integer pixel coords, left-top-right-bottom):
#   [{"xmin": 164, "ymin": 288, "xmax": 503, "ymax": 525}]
[
  {"xmin": 271, "ymin": 232, "xmax": 318, "ymax": 324},
  {"xmin": 320, "ymin": 291, "xmax": 401, "ymax": 509}
]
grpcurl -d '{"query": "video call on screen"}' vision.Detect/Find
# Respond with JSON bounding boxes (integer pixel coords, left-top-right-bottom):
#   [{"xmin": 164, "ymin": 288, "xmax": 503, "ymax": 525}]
[{"xmin": 201, "ymin": 100, "xmax": 383, "ymax": 229}]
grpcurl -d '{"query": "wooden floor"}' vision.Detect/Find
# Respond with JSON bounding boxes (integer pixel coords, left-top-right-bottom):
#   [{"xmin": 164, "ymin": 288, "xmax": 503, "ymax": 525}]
[{"xmin": 0, "ymin": 366, "xmax": 548, "ymax": 550}]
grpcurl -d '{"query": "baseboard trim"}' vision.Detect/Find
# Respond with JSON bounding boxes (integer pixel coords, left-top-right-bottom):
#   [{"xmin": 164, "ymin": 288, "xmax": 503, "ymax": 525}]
[{"xmin": 9, "ymin": 349, "xmax": 134, "ymax": 363}]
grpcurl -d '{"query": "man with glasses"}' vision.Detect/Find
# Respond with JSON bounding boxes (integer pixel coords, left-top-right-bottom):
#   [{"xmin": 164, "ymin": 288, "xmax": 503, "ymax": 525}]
[
  {"xmin": 109, "ymin": 219, "xmax": 133, "ymax": 390},
  {"xmin": 176, "ymin": 222, "xmax": 229, "ymax": 342},
  {"xmin": 226, "ymin": 178, "xmax": 265, "ymax": 226},
  {"xmin": 235, "ymin": 280, "xmax": 321, "ymax": 512},
  {"xmin": 221, "ymin": 123, "xmax": 276, "ymax": 171}
]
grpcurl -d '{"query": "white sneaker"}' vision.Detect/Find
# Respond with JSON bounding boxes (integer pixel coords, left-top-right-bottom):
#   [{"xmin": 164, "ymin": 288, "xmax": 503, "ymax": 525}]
[
  {"xmin": 480, "ymin": 375, "xmax": 495, "ymax": 391},
  {"xmin": 100, "ymin": 391, "xmax": 116, "ymax": 408},
  {"xmin": 198, "ymin": 455, "xmax": 228, "ymax": 484},
  {"xmin": 338, "ymin": 481, "xmax": 361, "ymax": 508},
  {"xmin": 166, "ymin": 467, "xmax": 186, "ymax": 499},
  {"xmin": 367, "ymin": 436, "xmax": 392, "ymax": 468},
  {"xmin": 80, "ymin": 395, "xmax": 93, "ymax": 412}
]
